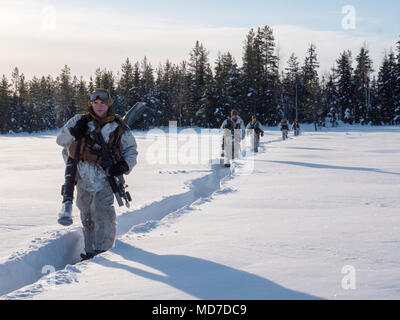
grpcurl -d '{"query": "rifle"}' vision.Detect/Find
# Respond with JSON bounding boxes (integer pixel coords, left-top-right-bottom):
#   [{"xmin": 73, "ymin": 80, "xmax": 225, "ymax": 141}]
[{"xmin": 90, "ymin": 129, "xmax": 132, "ymax": 208}]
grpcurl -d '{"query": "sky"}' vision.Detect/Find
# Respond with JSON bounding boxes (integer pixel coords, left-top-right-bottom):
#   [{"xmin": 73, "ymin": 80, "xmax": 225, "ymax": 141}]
[{"xmin": 0, "ymin": 0, "xmax": 399, "ymax": 81}]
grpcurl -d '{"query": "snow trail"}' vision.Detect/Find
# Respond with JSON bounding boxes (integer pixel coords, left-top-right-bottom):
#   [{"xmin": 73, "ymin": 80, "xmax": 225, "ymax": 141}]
[{"xmin": 0, "ymin": 162, "xmax": 233, "ymax": 297}]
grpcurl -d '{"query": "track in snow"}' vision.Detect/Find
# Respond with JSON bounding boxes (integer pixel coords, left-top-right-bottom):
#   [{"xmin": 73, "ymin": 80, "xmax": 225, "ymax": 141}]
[{"xmin": 0, "ymin": 162, "xmax": 233, "ymax": 297}]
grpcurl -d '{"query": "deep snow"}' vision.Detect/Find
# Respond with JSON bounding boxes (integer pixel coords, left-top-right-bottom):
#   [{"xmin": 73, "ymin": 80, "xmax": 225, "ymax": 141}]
[{"xmin": 0, "ymin": 124, "xmax": 399, "ymax": 299}]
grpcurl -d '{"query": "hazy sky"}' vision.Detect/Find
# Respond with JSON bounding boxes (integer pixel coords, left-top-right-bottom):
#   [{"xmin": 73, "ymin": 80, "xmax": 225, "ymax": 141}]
[{"xmin": 1, "ymin": 0, "xmax": 399, "ymax": 81}]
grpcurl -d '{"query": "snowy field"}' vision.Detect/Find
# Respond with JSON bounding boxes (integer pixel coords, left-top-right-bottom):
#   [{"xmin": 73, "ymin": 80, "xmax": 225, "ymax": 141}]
[{"xmin": 0, "ymin": 124, "xmax": 400, "ymax": 299}]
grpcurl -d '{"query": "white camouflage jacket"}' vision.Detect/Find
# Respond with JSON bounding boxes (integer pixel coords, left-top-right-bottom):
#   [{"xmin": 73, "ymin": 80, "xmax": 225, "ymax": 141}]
[
  {"xmin": 220, "ymin": 116, "xmax": 246, "ymax": 139},
  {"xmin": 56, "ymin": 114, "xmax": 138, "ymax": 192}
]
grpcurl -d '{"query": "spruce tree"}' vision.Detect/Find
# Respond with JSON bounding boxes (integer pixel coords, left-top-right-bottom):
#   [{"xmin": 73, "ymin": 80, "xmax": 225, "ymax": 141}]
[
  {"xmin": 119, "ymin": 57, "xmax": 136, "ymax": 106},
  {"xmin": 153, "ymin": 60, "xmax": 173, "ymax": 126},
  {"xmin": 354, "ymin": 46, "xmax": 373, "ymax": 124},
  {"xmin": 259, "ymin": 26, "xmax": 280, "ymax": 124},
  {"xmin": 394, "ymin": 38, "xmax": 400, "ymax": 124},
  {"xmin": 377, "ymin": 52, "xmax": 397, "ymax": 124},
  {"xmin": 186, "ymin": 41, "xmax": 213, "ymax": 126},
  {"xmin": 137, "ymin": 57, "xmax": 156, "ymax": 128},
  {"xmin": 28, "ymin": 76, "xmax": 43, "ymax": 131},
  {"xmin": 212, "ymin": 52, "xmax": 241, "ymax": 126},
  {"xmin": 241, "ymin": 28, "xmax": 259, "ymax": 119},
  {"xmin": 301, "ymin": 44, "xmax": 320, "ymax": 123},
  {"xmin": 283, "ymin": 53, "xmax": 300, "ymax": 122},
  {"xmin": 41, "ymin": 75, "xmax": 57, "ymax": 130},
  {"xmin": 10, "ymin": 68, "xmax": 30, "ymax": 132},
  {"xmin": 304, "ymin": 78, "xmax": 323, "ymax": 131},
  {"xmin": 55, "ymin": 65, "xmax": 76, "ymax": 127},
  {"xmin": 324, "ymin": 72, "xmax": 339, "ymax": 127},
  {"xmin": 0, "ymin": 75, "xmax": 11, "ymax": 133},
  {"xmin": 75, "ymin": 77, "xmax": 89, "ymax": 113},
  {"xmin": 335, "ymin": 50, "xmax": 354, "ymax": 123}
]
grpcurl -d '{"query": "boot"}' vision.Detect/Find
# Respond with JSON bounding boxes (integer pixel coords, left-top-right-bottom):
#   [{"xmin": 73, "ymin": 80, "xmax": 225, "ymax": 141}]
[{"xmin": 80, "ymin": 252, "xmax": 95, "ymax": 261}]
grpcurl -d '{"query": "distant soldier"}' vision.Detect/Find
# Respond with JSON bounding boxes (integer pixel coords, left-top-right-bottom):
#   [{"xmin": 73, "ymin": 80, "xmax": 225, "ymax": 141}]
[
  {"xmin": 293, "ymin": 120, "xmax": 300, "ymax": 136},
  {"xmin": 246, "ymin": 115, "xmax": 264, "ymax": 152},
  {"xmin": 279, "ymin": 119, "xmax": 289, "ymax": 140},
  {"xmin": 220, "ymin": 109, "xmax": 245, "ymax": 167}
]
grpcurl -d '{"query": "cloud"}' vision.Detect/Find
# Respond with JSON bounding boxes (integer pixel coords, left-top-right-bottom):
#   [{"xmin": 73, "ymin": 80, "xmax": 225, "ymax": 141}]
[
  {"xmin": 0, "ymin": 1, "xmax": 395, "ymax": 80},
  {"xmin": 272, "ymin": 25, "xmax": 394, "ymax": 76}
]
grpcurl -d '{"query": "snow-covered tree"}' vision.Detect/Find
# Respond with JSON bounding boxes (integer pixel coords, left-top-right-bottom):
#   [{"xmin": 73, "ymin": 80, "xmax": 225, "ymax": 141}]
[
  {"xmin": 75, "ymin": 77, "xmax": 89, "ymax": 114},
  {"xmin": 394, "ymin": 38, "xmax": 400, "ymax": 124},
  {"xmin": 185, "ymin": 41, "xmax": 213, "ymax": 126},
  {"xmin": 212, "ymin": 52, "xmax": 241, "ymax": 126},
  {"xmin": 301, "ymin": 44, "xmax": 320, "ymax": 123},
  {"xmin": 282, "ymin": 53, "xmax": 300, "ymax": 122},
  {"xmin": 354, "ymin": 45, "xmax": 374, "ymax": 124},
  {"xmin": 0, "ymin": 75, "xmax": 11, "ymax": 133},
  {"xmin": 376, "ymin": 51, "xmax": 397, "ymax": 124},
  {"xmin": 334, "ymin": 50, "xmax": 354, "ymax": 123},
  {"xmin": 323, "ymin": 72, "xmax": 339, "ymax": 127},
  {"xmin": 55, "ymin": 65, "xmax": 77, "ymax": 127}
]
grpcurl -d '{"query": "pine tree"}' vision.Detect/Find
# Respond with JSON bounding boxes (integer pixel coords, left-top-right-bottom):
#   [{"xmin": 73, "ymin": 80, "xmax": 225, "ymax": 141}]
[
  {"xmin": 304, "ymin": 78, "xmax": 323, "ymax": 131},
  {"xmin": 303, "ymin": 44, "xmax": 320, "ymax": 84},
  {"xmin": 241, "ymin": 26, "xmax": 279, "ymax": 125},
  {"xmin": 323, "ymin": 72, "xmax": 339, "ymax": 127},
  {"xmin": 41, "ymin": 75, "xmax": 57, "ymax": 130},
  {"xmin": 301, "ymin": 44, "xmax": 320, "ymax": 123},
  {"xmin": 212, "ymin": 52, "xmax": 241, "ymax": 126},
  {"xmin": 0, "ymin": 75, "xmax": 11, "ymax": 133},
  {"xmin": 10, "ymin": 68, "xmax": 30, "ymax": 132},
  {"xmin": 368, "ymin": 76, "xmax": 382, "ymax": 125},
  {"xmin": 134, "ymin": 57, "xmax": 156, "ymax": 128},
  {"xmin": 172, "ymin": 61, "xmax": 191, "ymax": 126},
  {"xmin": 153, "ymin": 60, "xmax": 172, "ymax": 126},
  {"xmin": 377, "ymin": 51, "xmax": 397, "ymax": 124},
  {"xmin": 118, "ymin": 57, "xmax": 136, "ymax": 107},
  {"xmin": 259, "ymin": 26, "xmax": 280, "ymax": 124},
  {"xmin": 88, "ymin": 76, "xmax": 95, "ymax": 93},
  {"xmin": 75, "ymin": 77, "xmax": 89, "ymax": 113},
  {"xmin": 334, "ymin": 50, "xmax": 354, "ymax": 123},
  {"xmin": 283, "ymin": 53, "xmax": 300, "ymax": 122},
  {"xmin": 94, "ymin": 68, "xmax": 102, "ymax": 89},
  {"xmin": 354, "ymin": 45, "xmax": 373, "ymax": 124},
  {"xmin": 28, "ymin": 76, "xmax": 44, "ymax": 131},
  {"xmin": 394, "ymin": 37, "xmax": 400, "ymax": 124},
  {"xmin": 241, "ymin": 28, "xmax": 259, "ymax": 119},
  {"xmin": 186, "ymin": 41, "xmax": 213, "ymax": 126},
  {"xmin": 55, "ymin": 65, "xmax": 76, "ymax": 127}
]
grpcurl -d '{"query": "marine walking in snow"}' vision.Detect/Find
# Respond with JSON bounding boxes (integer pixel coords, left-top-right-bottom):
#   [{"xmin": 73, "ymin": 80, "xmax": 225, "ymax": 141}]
[
  {"xmin": 246, "ymin": 115, "xmax": 264, "ymax": 152},
  {"xmin": 220, "ymin": 109, "xmax": 245, "ymax": 167},
  {"xmin": 279, "ymin": 119, "xmax": 289, "ymax": 140},
  {"xmin": 56, "ymin": 89, "xmax": 138, "ymax": 261},
  {"xmin": 292, "ymin": 119, "xmax": 300, "ymax": 136}
]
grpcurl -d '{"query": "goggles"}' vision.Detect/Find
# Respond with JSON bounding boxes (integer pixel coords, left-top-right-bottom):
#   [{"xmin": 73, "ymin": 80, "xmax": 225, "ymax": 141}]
[{"xmin": 89, "ymin": 90, "xmax": 110, "ymax": 102}]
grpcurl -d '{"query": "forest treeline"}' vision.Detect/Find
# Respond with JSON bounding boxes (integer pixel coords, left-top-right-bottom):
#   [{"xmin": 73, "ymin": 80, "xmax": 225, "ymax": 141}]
[{"xmin": 1, "ymin": 26, "xmax": 399, "ymax": 133}]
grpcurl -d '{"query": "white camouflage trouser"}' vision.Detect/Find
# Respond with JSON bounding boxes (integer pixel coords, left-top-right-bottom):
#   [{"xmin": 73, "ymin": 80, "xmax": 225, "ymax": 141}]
[{"xmin": 76, "ymin": 185, "xmax": 116, "ymax": 253}]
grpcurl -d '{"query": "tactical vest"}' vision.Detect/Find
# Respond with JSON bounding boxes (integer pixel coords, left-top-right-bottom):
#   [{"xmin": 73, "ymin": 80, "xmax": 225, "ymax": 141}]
[
  {"xmin": 68, "ymin": 115, "xmax": 127, "ymax": 168},
  {"xmin": 225, "ymin": 118, "xmax": 241, "ymax": 130},
  {"xmin": 249, "ymin": 121, "xmax": 263, "ymax": 135}
]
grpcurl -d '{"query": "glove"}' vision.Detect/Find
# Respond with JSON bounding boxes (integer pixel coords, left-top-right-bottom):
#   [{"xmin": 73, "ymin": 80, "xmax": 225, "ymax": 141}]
[
  {"xmin": 69, "ymin": 117, "xmax": 89, "ymax": 140},
  {"xmin": 109, "ymin": 160, "xmax": 129, "ymax": 176}
]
